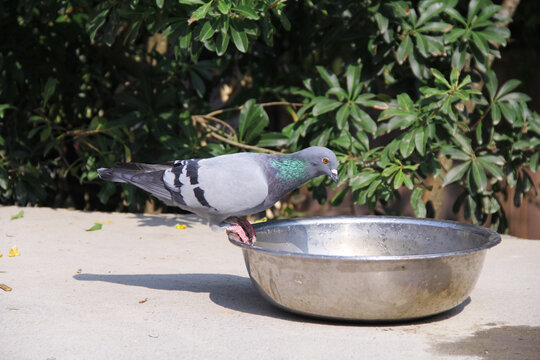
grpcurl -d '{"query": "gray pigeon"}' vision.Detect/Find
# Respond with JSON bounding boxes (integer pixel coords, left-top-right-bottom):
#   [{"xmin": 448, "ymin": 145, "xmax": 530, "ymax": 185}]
[{"xmin": 97, "ymin": 146, "xmax": 338, "ymax": 244}]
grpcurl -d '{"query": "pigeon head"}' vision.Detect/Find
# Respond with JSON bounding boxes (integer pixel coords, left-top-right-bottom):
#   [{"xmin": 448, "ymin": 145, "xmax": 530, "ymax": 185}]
[{"xmin": 296, "ymin": 146, "xmax": 339, "ymax": 183}]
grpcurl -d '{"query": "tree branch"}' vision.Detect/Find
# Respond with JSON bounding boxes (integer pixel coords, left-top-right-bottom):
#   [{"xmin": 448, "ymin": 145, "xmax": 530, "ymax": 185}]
[
  {"xmin": 205, "ymin": 101, "xmax": 304, "ymax": 118},
  {"xmin": 207, "ymin": 132, "xmax": 281, "ymax": 155}
]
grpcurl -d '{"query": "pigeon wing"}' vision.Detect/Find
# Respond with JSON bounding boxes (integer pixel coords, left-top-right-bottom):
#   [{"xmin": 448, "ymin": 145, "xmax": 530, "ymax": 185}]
[{"xmin": 162, "ymin": 154, "xmax": 269, "ymax": 220}]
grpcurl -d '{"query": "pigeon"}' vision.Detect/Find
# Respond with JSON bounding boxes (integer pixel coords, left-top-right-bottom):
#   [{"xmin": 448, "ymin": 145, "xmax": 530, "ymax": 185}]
[{"xmin": 97, "ymin": 146, "xmax": 338, "ymax": 244}]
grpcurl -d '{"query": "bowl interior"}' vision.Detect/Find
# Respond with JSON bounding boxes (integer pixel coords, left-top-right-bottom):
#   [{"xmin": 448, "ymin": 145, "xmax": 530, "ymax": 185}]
[{"xmin": 251, "ymin": 217, "xmax": 500, "ymax": 258}]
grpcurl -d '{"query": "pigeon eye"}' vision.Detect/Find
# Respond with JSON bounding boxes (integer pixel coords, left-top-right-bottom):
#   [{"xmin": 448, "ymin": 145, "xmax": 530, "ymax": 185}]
[{"xmin": 322, "ymin": 157, "xmax": 329, "ymax": 164}]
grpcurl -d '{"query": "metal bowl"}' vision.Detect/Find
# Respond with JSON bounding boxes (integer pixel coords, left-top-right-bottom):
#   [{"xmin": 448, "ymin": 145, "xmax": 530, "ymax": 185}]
[{"xmin": 229, "ymin": 216, "xmax": 501, "ymax": 321}]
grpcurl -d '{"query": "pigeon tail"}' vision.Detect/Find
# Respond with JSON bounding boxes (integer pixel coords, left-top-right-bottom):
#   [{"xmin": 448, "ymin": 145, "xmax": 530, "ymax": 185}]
[
  {"xmin": 97, "ymin": 165, "xmax": 173, "ymax": 204},
  {"xmin": 97, "ymin": 168, "xmax": 128, "ymax": 183}
]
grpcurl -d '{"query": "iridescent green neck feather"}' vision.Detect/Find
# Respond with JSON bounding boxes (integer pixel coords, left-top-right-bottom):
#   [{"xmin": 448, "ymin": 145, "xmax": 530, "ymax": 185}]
[{"xmin": 269, "ymin": 157, "xmax": 309, "ymax": 182}]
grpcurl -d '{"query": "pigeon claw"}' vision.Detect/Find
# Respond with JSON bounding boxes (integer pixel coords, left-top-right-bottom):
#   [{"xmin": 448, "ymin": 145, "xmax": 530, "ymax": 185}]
[
  {"xmin": 226, "ymin": 219, "xmax": 256, "ymax": 245},
  {"xmin": 238, "ymin": 218, "xmax": 256, "ymax": 244},
  {"xmin": 226, "ymin": 224, "xmax": 252, "ymax": 245}
]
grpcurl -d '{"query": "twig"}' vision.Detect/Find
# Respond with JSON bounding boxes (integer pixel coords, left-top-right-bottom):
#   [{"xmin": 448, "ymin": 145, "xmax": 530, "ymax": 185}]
[
  {"xmin": 62, "ymin": 129, "xmax": 106, "ymax": 137},
  {"xmin": 470, "ymin": 104, "xmax": 492, "ymax": 130},
  {"xmin": 207, "ymin": 132, "xmax": 281, "ymax": 155},
  {"xmin": 192, "ymin": 101, "xmax": 300, "ymax": 154},
  {"xmin": 193, "ymin": 114, "xmax": 237, "ymax": 137}
]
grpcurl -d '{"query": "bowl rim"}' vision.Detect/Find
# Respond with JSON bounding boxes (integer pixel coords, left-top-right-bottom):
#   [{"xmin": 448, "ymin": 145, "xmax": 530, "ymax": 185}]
[{"xmin": 229, "ymin": 215, "xmax": 502, "ymax": 261}]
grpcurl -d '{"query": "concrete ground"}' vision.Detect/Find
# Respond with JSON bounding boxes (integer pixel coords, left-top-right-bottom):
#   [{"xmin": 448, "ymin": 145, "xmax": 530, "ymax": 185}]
[{"xmin": 0, "ymin": 206, "xmax": 539, "ymax": 360}]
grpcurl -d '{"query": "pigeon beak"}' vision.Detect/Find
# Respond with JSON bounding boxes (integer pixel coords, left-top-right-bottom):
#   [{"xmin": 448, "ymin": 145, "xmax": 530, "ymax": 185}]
[{"xmin": 330, "ymin": 169, "xmax": 339, "ymax": 183}]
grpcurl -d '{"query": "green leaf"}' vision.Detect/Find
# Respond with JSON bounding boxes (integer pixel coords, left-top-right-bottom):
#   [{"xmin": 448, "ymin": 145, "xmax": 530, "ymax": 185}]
[
  {"xmin": 345, "ymin": 65, "xmax": 361, "ymax": 97},
  {"xmin": 190, "ymin": 1, "xmax": 213, "ymax": 22},
  {"xmin": 529, "ymin": 152, "xmax": 540, "ymax": 172},
  {"xmin": 471, "ymin": 31, "xmax": 490, "ymax": 56},
  {"xmin": 442, "ymin": 147, "xmax": 471, "ymax": 161},
  {"xmin": 375, "ymin": 13, "xmax": 389, "ymax": 33},
  {"xmin": 351, "ymin": 172, "xmax": 379, "ymax": 190},
  {"xmin": 418, "ymin": 22, "xmax": 451, "ymax": 32},
  {"xmin": 482, "ymin": 196, "xmax": 501, "ymax": 215},
  {"xmin": 442, "ymin": 161, "xmax": 471, "ymax": 186},
  {"xmin": 156, "ymin": 0, "xmax": 164, "ymax": 9},
  {"xmin": 496, "ymin": 79, "xmax": 521, "ymax": 99},
  {"xmin": 331, "ymin": 185, "xmax": 349, "ymax": 206},
  {"xmin": 430, "ymin": 68, "xmax": 451, "ymax": 88},
  {"xmin": 444, "ymin": 7, "xmax": 466, "ymax": 25},
  {"xmin": 232, "ymin": 5, "xmax": 259, "ymax": 20},
  {"xmin": 399, "ymin": 132, "xmax": 415, "ymax": 158},
  {"xmin": 467, "ymin": 0, "xmax": 482, "ymax": 24},
  {"xmin": 450, "ymin": 67, "xmax": 460, "ymax": 84},
  {"xmin": 403, "ymin": 172, "xmax": 414, "ymax": 190},
  {"xmin": 476, "ymin": 4, "xmax": 502, "ymax": 23},
  {"xmin": 490, "ymin": 104, "xmax": 501, "ymax": 124},
  {"xmin": 366, "ymin": 178, "xmax": 382, "ymax": 197},
  {"xmin": 414, "ymin": 126, "xmax": 427, "ymax": 156},
  {"xmin": 417, "ymin": 3, "xmax": 445, "ymax": 27},
  {"xmin": 278, "ymin": 11, "xmax": 291, "ymax": 31},
  {"xmin": 87, "ymin": 7, "xmax": 110, "ymax": 41},
  {"xmin": 350, "ymin": 104, "xmax": 376, "ymax": 134},
  {"xmin": 85, "ymin": 223, "xmax": 103, "ymax": 232},
  {"xmin": 230, "ymin": 20, "xmax": 248, "ymax": 52},
  {"xmin": 513, "ymin": 138, "xmax": 540, "ymax": 150},
  {"xmin": 311, "ymin": 127, "xmax": 332, "ymax": 147},
  {"xmin": 336, "ymin": 104, "xmax": 350, "ymax": 130},
  {"xmin": 217, "ymin": 0, "xmax": 231, "ymax": 14},
  {"xmin": 471, "ymin": 160, "xmax": 487, "ymax": 192},
  {"xmin": 257, "ymin": 132, "xmax": 288, "ymax": 147},
  {"xmin": 393, "ymin": 170, "xmax": 405, "ymax": 189},
  {"xmin": 11, "ymin": 210, "xmax": 24, "ymax": 220},
  {"xmin": 396, "ymin": 93, "xmax": 415, "ymax": 112},
  {"xmin": 410, "ymin": 187, "xmax": 426, "ymax": 217},
  {"xmin": 316, "ymin": 66, "xmax": 340, "ymax": 88},
  {"xmin": 261, "ymin": 12, "xmax": 274, "ymax": 46},
  {"xmin": 451, "ymin": 46, "xmax": 466, "ymax": 69},
  {"xmin": 477, "ymin": 156, "xmax": 504, "ymax": 180},
  {"xmin": 198, "ymin": 20, "xmax": 216, "ymax": 41},
  {"xmin": 445, "ymin": 28, "xmax": 466, "ymax": 43},
  {"xmin": 483, "ymin": 71, "xmax": 496, "ymax": 101},
  {"xmin": 42, "ymin": 77, "xmax": 57, "ymax": 106},
  {"xmin": 396, "ymin": 35, "xmax": 413, "ymax": 64},
  {"xmin": 353, "ymin": 93, "xmax": 376, "ymax": 107},
  {"xmin": 478, "ymin": 27, "xmax": 510, "ymax": 45},
  {"xmin": 382, "ymin": 164, "xmax": 399, "ymax": 177},
  {"xmin": 215, "ymin": 31, "xmax": 230, "ymax": 55},
  {"xmin": 189, "ymin": 70, "xmax": 205, "ymax": 97},
  {"xmin": 327, "ymin": 87, "xmax": 348, "ymax": 101},
  {"xmin": 238, "ymin": 99, "xmax": 269, "ymax": 143},
  {"xmin": 498, "ymin": 92, "xmax": 531, "ymax": 103},
  {"xmin": 312, "ymin": 98, "xmax": 342, "ymax": 116}
]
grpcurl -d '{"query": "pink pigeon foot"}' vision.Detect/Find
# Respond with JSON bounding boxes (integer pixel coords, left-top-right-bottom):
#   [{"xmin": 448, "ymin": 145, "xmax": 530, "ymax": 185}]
[
  {"xmin": 226, "ymin": 223, "xmax": 251, "ymax": 244},
  {"xmin": 237, "ymin": 218, "xmax": 256, "ymax": 244},
  {"xmin": 226, "ymin": 219, "xmax": 256, "ymax": 245}
]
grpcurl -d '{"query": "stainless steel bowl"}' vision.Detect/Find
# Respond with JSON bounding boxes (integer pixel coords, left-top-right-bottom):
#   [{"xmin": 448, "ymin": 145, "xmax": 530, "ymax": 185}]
[{"xmin": 229, "ymin": 216, "xmax": 501, "ymax": 321}]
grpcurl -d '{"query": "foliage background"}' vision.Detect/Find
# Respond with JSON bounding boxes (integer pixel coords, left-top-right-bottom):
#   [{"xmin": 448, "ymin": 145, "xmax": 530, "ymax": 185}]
[{"xmin": 1, "ymin": 0, "xmax": 538, "ymax": 235}]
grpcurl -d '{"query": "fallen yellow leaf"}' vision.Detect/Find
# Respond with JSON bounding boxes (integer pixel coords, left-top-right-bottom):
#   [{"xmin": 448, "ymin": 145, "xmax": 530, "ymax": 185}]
[
  {"xmin": 9, "ymin": 246, "xmax": 20, "ymax": 257},
  {"xmin": 95, "ymin": 221, "xmax": 112, "ymax": 225},
  {"xmin": 0, "ymin": 251, "xmax": 3, "ymax": 258},
  {"xmin": 175, "ymin": 224, "xmax": 187, "ymax": 230}
]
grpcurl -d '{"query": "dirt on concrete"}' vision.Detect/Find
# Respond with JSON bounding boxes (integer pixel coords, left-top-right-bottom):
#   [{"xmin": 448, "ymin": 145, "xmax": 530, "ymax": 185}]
[{"xmin": 433, "ymin": 325, "xmax": 540, "ymax": 360}]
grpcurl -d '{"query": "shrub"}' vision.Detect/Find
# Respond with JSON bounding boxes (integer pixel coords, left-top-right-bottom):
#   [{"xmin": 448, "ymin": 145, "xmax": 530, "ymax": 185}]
[{"xmin": 1, "ymin": 0, "xmax": 538, "ymax": 231}]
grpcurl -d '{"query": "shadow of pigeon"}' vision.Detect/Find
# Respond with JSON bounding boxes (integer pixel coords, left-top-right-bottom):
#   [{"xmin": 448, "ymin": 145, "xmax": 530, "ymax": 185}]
[
  {"xmin": 74, "ymin": 272, "xmax": 295, "ymax": 320},
  {"xmin": 73, "ymin": 272, "xmax": 470, "ymax": 326},
  {"xmin": 130, "ymin": 213, "xmax": 208, "ymax": 229}
]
